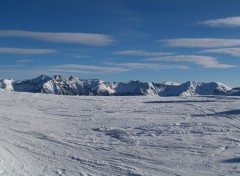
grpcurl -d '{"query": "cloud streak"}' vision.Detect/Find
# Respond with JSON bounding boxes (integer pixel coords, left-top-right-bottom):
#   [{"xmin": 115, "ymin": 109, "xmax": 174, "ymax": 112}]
[
  {"xmin": 0, "ymin": 62, "xmax": 189, "ymax": 76},
  {"xmin": 37, "ymin": 62, "xmax": 189, "ymax": 74},
  {"xmin": 161, "ymin": 38, "xmax": 240, "ymax": 48},
  {"xmin": 65, "ymin": 53, "xmax": 91, "ymax": 58},
  {"xmin": 146, "ymin": 55, "xmax": 235, "ymax": 68},
  {"xmin": 0, "ymin": 64, "xmax": 25, "ymax": 68},
  {"xmin": 113, "ymin": 50, "xmax": 172, "ymax": 56},
  {"xmin": 16, "ymin": 59, "xmax": 33, "ymax": 63},
  {"xmin": 106, "ymin": 62, "xmax": 188, "ymax": 70},
  {"xmin": 48, "ymin": 64, "xmax": 129, "ymax": 73},
  {"xmin": 0, "ymin": 65, "xmax": 127, "ymax": 75},
  {"xmin": 0, "ymin": 47, "xmax": 58, "ymax": 55},
  {"xmin": 200, "ymin": 47, "xmax": 240, "ymax": 57},
  {"xmin": 199, "ymin": 17, "xmax": 240, "ymax": 27},
  {"xmin": 0, "ymin": 30, "xmax": 116, "ymax": 46}
]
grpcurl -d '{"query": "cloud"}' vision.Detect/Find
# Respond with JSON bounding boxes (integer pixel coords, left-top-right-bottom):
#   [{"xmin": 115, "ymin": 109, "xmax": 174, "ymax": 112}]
[
  {"xmin": 200, "ymin": 47, "xmax": 240, "ymax": 57},
  {"xmin": 0, "ymin": 47, "xmax": 58, "ymax": 55},
  {"xmin": 161, "ymin": 38, "xmax": 240, "ymax": 48},
  {"xmin": 113, "ymin": 50, "xmax": 173, "ymax": 56},
  {"xmin": 0, "ymin": 30, "xmax": 116, "ymax": 46},
  {"xmin": 199, "ymin": 17, "xmax": 240, "ymax": 27},
  {"xmin": 0, "ymin": 64, "xmax": 24, "ymax": 68},
  {"xmin": 0, "ymin": 65, "xmax": 128, "ymax": 75},
  {"xmin": 16, "ymin": 59, "xmax": 33, "ymax": 63},
  {"xmin": 4, "ymin": 58, "xmax": 232, "ymax": 76},
  {"xmin": 48, "ymin": 64, "xmax": 129, "ymax": 73},
  {"xmin": 0, "ymin": 62, "xmax": 189, "ymax": 76},
  {"xmin": 146, "ymin": 55, "xmax": 235, "ymax": 68},
  {"xmin": 0, "ymin": 68, "xmax": 102, "ymax": 75},
  {"xmin": 65, "ymin": 53, "xmax": 91, "ymax": 58},
  {"xmin": 106, "ymin": 62, "xmax": 188, "ymax": 70}
]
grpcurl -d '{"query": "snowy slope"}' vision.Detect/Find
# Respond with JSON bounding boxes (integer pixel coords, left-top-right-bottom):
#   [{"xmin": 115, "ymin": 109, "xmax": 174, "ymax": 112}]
[
  {"xmin": 162, "ymin": 81, "xmax": 231, "ymax": 96},
  {"xmin": 42, "ymin": 75, "xmax": 115, "ymax": 95},
  {"xmin": 1, "ymin": 91, "xmax": 240, "ymax": 175},
  {"xmin": 0, "ymin": 75, "xmax": 239, "ymax": 96},
  {"xmin": 13, "ymin": 75, "xmax": 51, "ymax": 93}
]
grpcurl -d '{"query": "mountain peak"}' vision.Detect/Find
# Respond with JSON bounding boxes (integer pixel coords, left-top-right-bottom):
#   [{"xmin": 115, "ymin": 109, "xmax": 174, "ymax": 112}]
[
  {"xmin": 32, "ymin": 74, "xmax": 51, "ymax": 83},
  {"xmin": 53, "ymin": 75, "xmax": 67, "ymax": 81},
  {"xmin": 0, "ymin": 75, "xmax": 239, "ymax": 96}
]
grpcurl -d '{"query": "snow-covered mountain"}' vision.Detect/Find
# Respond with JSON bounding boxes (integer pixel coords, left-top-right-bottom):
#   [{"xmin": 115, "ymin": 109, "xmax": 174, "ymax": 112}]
[
  {"xmin": 0, "ymin": 78, "xmax": 14, "ymax": 91},
  {"xmin": 0, "ymin": 75, "xmax": 239, "ymax": 96}
]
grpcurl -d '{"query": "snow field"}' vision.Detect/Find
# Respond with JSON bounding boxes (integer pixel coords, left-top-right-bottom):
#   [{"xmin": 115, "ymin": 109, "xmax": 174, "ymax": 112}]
[{"xmin": 0, "ymin": 91, "xmax": 240, "ymax": 175}]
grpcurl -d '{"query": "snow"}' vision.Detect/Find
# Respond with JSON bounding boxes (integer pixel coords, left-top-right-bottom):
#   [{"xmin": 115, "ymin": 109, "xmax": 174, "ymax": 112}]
[
  {"xmin": 1, "ymin": 91, "xmax": 240, "ymax": 175},
  {"xmin": 163, "ymin": 82, "xmax": 181, "ymax": 86}
]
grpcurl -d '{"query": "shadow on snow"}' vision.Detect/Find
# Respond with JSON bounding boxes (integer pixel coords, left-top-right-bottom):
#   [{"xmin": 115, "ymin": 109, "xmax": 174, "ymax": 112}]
[
  {"xmin": 143, "ymin": 100, "xmax": 216, "ymax": 104},
  {"xmin": 221, "ymin": 157, "xmax": 240, "ymax": 163},
  {"xmin": 192, "ymin": 109, "xmax": 240, "ymax": 117}
]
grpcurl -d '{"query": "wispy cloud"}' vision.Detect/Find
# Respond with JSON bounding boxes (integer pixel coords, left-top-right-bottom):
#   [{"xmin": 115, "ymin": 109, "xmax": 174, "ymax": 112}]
[
  {"xmin": 146, "ymin": 55, "xmax": 235, "ymax": 68},
  {"xmin": 106, "ymin": 62, "xmax": 188, "ymax": 70},
  {"xmin": 0, "ymin": 65, "xmax": 128, "ymax": 75},
  {"xmin": 16, "ymin": 59, "xmax": 32, "ymax": 63},
  {"xmin": 199, "ymin": 17, "xmax": 240, "ymax": 27},
  {"xmin": 200, "ymin": 47, "xmax": 240, "ymax": 57},
  {"xmin": 0, "ymin": 64, "xmax": 24, "ymax": 68},
  {"xmin": 65, "ymin": 53, "xmax": 91, "ymax": 58},
  {"xmin": 0, "ymin": 47, "xmax": 58, "ymax": 55},
  {"xmin": 3, "ymin": 58, "xmax": 231, "ymax": 76},
  {"xmin": 0, "ymin": 62, "xmax": 189, "ymax": 76},
  {"xmin": 113, "ymin": 50, "xmax": 172, "ymax": 56},
  {"xmin": 48, "ymin": 64, "xmax": 129, "ymax": 73},
  {"xmin": 161, "ymin": 38, "xmax": 240, "ymax": 48},
  {"xmin": 0, "ymin": 30, "xmax": 116, "ymax": 46}
]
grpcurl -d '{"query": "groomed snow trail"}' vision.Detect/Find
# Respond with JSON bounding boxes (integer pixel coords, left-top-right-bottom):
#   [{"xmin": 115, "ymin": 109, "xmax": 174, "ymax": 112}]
[{"xmin": 0, "ymin": 91, "xmax": 240, "ymax": 176}]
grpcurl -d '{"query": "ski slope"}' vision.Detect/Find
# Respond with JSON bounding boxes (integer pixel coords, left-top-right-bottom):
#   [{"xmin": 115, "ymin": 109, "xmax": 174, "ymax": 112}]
[{"xmin": 0, "ymin": 91, "xmax": 240, "ymax": 175}]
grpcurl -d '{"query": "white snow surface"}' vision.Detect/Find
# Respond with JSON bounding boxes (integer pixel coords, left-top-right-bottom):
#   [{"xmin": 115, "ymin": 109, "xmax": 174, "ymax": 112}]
[{"xmin": 1, "ymin": 91, "xmax": 240, "ymax": 175}]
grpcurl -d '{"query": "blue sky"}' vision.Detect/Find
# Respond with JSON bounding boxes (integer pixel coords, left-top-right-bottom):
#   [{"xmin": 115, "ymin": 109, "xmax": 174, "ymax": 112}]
[{"xmin": 1, "ymin": 0, "xmax": 240, "ymax": 87}]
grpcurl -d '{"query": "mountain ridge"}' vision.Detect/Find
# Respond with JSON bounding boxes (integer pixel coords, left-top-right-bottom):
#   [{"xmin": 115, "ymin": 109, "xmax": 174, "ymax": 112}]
[{"xmin": 0, "ymin": 75, "xmax": 239, "ymax": 96}]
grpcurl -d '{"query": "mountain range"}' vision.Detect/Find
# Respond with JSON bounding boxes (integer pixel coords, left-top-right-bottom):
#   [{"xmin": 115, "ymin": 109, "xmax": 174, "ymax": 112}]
[{"xmin": 0, "ymin": 75, "xmax": 239, "ymax": 96}]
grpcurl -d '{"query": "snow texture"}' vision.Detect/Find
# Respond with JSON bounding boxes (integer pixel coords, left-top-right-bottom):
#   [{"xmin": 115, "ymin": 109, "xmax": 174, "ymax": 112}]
[
  {"xmin": 0, "ymin": 75, "xmax": 239, "ymax": 96},
  {"xmin": 0, "ymin": 90, "xmax": 240, "ymax": 175}
]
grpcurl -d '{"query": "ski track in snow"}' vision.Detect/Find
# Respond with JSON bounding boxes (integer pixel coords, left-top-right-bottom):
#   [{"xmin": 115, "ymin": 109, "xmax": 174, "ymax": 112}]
[{"xmin": 0, "ymin": 91, "xmax": 240, "ymax": 176}]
